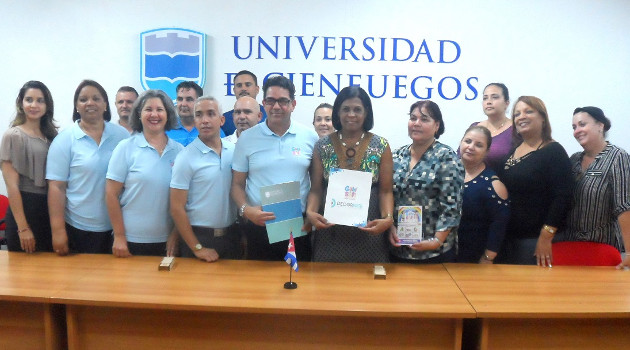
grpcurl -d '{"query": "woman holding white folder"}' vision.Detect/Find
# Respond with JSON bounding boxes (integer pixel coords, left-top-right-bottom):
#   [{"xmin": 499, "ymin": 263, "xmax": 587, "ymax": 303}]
[
  {"xmin": 389, "ymin": 100, "xmax": 464, "ymax": 263},
  {"xmin": 305, "ymin": 86, "xmax": 394, "ymax": 263}
]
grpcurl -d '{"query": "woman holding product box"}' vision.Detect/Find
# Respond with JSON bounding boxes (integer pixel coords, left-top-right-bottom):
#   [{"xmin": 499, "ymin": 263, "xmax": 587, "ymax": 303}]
[{"xmin": 389, "ymin": 100, "xmax": 464, "ymax": 263}]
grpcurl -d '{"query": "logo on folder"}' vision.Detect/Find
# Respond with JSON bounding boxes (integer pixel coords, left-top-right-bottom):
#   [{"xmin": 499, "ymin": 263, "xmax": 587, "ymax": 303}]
[{"xmin": 140, "ymin": 28, "xmax": 206, "ymax": 101}]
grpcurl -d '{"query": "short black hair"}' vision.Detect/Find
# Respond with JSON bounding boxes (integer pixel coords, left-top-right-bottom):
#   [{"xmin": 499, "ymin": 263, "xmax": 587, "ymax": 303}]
[
  {"xmin": 409, "ymin": 100, "xmax": 445, "ymax": 139},
  {"xmin": 262, "ymin": 75, "xmax": 296, "ymax": 100},
  {"xmin": 331, "ymin": 86, "xmax": 374, "ymax": 132},
  {"xmin": 233, "ymin": 70, "xmax": 258, "ymax": 85},
  {"xmin": 176, "ymin": 81, "xmax": 203, "ymax": 98},
  {"xmin": 117, "ymin": 86, "xmax": 138, "ymax": 97},
  {"xmin": 72, "ymin": 80, "xmax": 112, "ymax": 122},
  {"xmin": 574, "ymin": 106, "xmax": 611, "ymax": 134},
  {"xmin": 484, "ymin": 83, "xmax": 509, "ymax": 102}
]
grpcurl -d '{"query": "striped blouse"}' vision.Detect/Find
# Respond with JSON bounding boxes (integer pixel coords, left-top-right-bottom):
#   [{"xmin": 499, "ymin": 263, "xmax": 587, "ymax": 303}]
[{"xmin": 563, "ymin": 143, "xmax": 630, "ymax": 251}]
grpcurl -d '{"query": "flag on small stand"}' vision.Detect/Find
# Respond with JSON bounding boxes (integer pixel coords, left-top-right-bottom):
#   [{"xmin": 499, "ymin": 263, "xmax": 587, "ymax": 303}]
[
  {"xmin": 284, "ymin": 232, "xmax": 298, "ymax": 272},
  {"xmin": 284, "ymin": 231, "xmax": 299, "ymax": 289}
]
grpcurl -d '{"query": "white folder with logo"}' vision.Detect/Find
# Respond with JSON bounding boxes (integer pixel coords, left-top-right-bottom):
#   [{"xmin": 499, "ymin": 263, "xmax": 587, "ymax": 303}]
[{"xmin": 323, "ymin": 168, "xmax": 372, "ymax": 227}]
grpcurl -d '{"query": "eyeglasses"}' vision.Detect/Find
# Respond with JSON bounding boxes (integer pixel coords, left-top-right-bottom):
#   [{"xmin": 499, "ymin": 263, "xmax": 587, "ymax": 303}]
[{"xmin": 263, "ymin": 97, "xmax": 292, "ymax": 107}]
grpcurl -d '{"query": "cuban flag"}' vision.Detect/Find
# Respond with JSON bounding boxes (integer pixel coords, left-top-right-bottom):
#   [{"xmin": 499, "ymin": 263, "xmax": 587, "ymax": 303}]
[{"xmin": 284, "ymin": 232, "xmax": 298, "ymax": 272}]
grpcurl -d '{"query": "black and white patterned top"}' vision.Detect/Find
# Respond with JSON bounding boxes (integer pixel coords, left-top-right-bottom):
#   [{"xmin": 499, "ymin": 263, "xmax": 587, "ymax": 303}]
[
  {"xmin": 562, "ymin": 143, "xmax": 630, "ymax": 251},
  {"xmin": 390, "ymin": 141, "xmax": 464, "ymax": 261}
]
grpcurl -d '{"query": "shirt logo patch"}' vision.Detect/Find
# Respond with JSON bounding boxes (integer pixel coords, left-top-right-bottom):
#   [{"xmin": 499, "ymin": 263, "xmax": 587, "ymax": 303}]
[{"xmin": 292, "ymin": 147, "xmax": 301, "ymax": 156}]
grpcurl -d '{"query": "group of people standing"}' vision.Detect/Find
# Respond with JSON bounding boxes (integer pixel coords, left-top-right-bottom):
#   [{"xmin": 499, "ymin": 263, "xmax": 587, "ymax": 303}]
[{"xmin": 1, "ymin": 77, "xmax": 628, "ymax": 269}]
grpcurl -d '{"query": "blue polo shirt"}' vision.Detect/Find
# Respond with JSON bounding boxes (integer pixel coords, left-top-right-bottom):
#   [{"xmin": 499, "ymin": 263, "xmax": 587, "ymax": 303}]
[
  {"xmin": 222, "ymin": 104, "xmax": 267, "ymax": 136},
  {"xmin": 46, "ymin": 120, "xmax": 129, "ymax": 231},
  {"xmin": 232, "ymin": 121, "xmax": 318, "ymax": 211},
  {"xmin": 170, "ymin": 137, "xmax": 236, "ymax": 228},
  {"xmin": 166, "ymin": 118, "xmax": 225, "ymax": 146},
  {"xmin": 106, "ymin": 133, "xmax": 183, "ymax": 243}
]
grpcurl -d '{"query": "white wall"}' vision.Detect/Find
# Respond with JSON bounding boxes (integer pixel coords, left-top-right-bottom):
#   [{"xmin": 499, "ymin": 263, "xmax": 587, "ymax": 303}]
[{"xmin": 1, "ymin": 0, "xmax": 629, "ymax": 194}]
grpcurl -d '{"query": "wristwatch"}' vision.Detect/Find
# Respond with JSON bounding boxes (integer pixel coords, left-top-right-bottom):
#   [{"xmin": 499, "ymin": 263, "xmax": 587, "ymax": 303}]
[
  {"xmin": 543, "ymin": 225, "xmax": 556, "ymax": 235},
  {"xmin": 194, "ymin": 243, "xmax": 203, "ymax": 251},
  {"xmin": 239, "ymin": 204, "xmax": 248, "ymax": 217}
]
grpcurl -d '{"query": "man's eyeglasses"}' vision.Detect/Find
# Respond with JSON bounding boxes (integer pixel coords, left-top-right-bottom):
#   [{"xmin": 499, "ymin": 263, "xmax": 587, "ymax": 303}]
[{"xmin": 263, "ymin": 97, "xmax": 292, "ymax": 107}]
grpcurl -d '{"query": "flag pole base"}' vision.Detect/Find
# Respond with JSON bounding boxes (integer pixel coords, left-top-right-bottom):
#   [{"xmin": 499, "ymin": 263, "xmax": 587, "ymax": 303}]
[{"xmin": 284, "ymin": 282, "xmax": 298, "ymax": 289}]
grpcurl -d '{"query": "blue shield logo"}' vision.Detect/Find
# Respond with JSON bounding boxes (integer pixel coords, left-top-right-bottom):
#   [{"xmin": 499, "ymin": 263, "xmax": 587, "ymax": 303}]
[{"xmin": 140, "ymin": 28, "xmax": 206, "ymax": 101}]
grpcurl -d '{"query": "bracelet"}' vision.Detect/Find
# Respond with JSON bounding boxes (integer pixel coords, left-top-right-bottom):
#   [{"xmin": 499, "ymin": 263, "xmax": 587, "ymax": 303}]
[
  {"xmin": 382, "ymin": 213, "xmax": 393, "ymax": 221},
  {"xmin": 239, "ymin": 204, "xmax": 248, "ymax": 217},
  {"xmin": 428, "ymin": 237, "xmax": 443, "ymax": 247},
  {"xmin": 543, "ymin": 225, "xmax": 556, "ymax": 235},
  {"xmin": 17, "ymin": 227, "xmax": 31, "ymax": 234}
]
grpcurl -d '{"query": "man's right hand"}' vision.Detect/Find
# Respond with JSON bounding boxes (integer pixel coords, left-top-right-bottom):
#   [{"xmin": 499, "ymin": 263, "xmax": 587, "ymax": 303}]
[{"xmin": 244, "ymin": 206, "xmax": 276, "ymax": 226}]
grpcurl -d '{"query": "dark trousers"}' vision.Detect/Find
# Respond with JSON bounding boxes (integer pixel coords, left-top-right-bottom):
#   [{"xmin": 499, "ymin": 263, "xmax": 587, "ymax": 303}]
[
  {"xmin": 179, "ymin": 224, "xmax": 240, "ymax": 259},
  {"xmin": 127, "ymin": 241, "xmax": 167, "ymax": 256},
  {"xmin": 495, "ymin": 237, "xmax": 537, "ymax": 265},
  {"xmin": 66, "ymin": 223, "xmax": 113, "ymax": 254},
  {"xmin": 5, "ymin": 191, "xmax": 53, "ymax": 252},
  {"xmin": 243, "ymin": 222, "xmax": 311, "ymax": 262}
]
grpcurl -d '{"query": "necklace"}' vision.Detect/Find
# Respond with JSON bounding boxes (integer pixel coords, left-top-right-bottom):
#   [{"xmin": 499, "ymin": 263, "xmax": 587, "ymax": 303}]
[
  {"xmin": 488, "ymin": 118, "xmax": 508, "ymax": 132},
  {"xmin": 339, "ymin": 132, "xmax": 365, "ymax": 158},
  {"xmin": 504, "ymin": 141, "xmax": 544, "ymax": 169}
]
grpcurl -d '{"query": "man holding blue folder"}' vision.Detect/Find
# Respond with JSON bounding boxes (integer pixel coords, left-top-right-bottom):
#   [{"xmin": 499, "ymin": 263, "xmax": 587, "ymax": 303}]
[{"xmin": 231, "ymin": 76, "xmax": 318, "ymax": 261}]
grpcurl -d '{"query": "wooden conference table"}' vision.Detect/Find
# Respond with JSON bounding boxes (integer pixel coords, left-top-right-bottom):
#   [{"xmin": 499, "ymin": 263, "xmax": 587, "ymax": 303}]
[
  {"xmin": 0, "ymin": 251, "xmax": 473, "ymax": 350},
  {"xmin": 446, "ymin": 263, "xmax": 630, "ymax": 349},
  {"xmin": 2, "ymin": 251, "xmax": 629, "ymax": 350}
]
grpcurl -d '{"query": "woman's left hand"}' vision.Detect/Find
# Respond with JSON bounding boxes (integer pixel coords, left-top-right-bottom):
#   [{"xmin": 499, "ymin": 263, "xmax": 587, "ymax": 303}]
[
  {"xmin": 360, "ymin": 218, "xmax": 393, "ymax": 235},
  {"xmin": 409, "ymin": 238, "xmax": 442, "ymax": 251},
  {"xmin": 535, "ymin": 229, "xmax": 554, "ymax": 267}
]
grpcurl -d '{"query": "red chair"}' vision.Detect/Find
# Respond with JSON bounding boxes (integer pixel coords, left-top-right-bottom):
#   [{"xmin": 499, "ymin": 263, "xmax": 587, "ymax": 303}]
[
  {"xmin": 0, "ymin": 195, "xmax": 9, "ymax": 246},
  {"xmin": 552, "ymin": 241, "xmax": 622, "ymax": 266}
]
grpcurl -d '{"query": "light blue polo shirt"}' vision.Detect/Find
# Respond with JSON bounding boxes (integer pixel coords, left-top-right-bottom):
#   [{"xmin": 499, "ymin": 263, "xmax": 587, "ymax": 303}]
[
  {"xmin": 232, "ymin": 121, "xmax": 318, "ymax": 211},
  {"xmin": 170, "ymin": 137, "xmax": 236, "ymax": 228},
  {"xmin": 166, "ymin": 118, "xmax": 225, "ymax": 146},
  {"xmin": 46, "ymin": 120, "xmax": 130, "ymax": 231},
  {"xmin": 106, "ymin": 133, "xmax": 184, "ymax": 243}
]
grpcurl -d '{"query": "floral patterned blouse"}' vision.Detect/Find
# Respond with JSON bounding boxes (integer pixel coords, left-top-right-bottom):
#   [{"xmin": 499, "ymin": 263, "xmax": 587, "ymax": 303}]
[{"xmin": 316, "ymin": 132, "xmax": 388, "ymax": 182}]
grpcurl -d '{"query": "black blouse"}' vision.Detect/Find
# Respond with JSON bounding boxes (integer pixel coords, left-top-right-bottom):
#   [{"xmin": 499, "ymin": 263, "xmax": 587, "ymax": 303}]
[{"xmin": 497, "ymin": 142, "xmax": 573, "ymax": 240}]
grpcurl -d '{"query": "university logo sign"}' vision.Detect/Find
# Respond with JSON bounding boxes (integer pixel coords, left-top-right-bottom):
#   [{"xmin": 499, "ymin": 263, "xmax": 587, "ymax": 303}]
[{"xmin": 140, "ymin": 28, "xmax": 206, "ymax": 101}]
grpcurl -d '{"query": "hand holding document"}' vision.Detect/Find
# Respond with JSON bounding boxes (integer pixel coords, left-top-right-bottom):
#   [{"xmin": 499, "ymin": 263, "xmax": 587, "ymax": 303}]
[
  {"xmin": 397, "ymin": 206, "xmax": 423, "ymax": 245},
  {"xmin": 323, "ymin": 168, "xmax": 372, "ymax": 227},
  {"xmin": 260, "ymin": 181, "xmax": 306, "ymax": 244}
]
